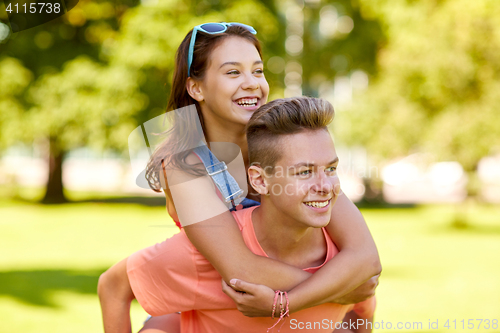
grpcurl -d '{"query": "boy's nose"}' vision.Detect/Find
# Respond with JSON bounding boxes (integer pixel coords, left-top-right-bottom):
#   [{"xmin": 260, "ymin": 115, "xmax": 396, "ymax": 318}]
[{"xmin": 312, "ymin": 172, "xmax": 337, "ymax": 194}]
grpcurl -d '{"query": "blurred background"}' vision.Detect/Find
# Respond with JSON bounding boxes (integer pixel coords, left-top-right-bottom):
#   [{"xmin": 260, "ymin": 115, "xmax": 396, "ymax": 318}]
[{"xmin": 1, "ymin": 0, "xmax": 499, "ymax": 332}]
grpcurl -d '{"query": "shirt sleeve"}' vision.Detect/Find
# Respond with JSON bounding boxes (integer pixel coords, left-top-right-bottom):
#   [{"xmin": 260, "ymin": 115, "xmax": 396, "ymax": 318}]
[{"xmin": 127, "ymin": 231, "xmax": 198, "ymax": 316}]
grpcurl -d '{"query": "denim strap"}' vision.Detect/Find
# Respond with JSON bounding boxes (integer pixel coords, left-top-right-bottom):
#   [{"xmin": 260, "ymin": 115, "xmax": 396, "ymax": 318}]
[{"xmin": 192, "ymin": 145, "xmax": 244, "ymax": 209}]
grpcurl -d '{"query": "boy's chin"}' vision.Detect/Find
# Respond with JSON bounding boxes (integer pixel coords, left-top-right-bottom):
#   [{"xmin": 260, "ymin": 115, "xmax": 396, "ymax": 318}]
[{"xmin": 302, "ymin": 216, "xmax": 331, "ymax": 229}]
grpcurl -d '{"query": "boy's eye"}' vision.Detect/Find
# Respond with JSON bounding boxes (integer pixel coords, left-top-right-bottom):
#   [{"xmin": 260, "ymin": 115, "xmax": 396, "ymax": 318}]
[
  {"xmin": 326, "ymin": 166, "xmax": 337, "ymax": 173},
  {"xmin": 298, "ymin": 170, "xmax": 312, "ymax": 176}
]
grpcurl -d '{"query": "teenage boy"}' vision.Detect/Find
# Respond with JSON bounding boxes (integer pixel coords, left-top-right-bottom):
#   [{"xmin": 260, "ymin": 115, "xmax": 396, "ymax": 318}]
[{"xmin": 99, "ymin": 97, "xmax": 376, "ymax": 333}]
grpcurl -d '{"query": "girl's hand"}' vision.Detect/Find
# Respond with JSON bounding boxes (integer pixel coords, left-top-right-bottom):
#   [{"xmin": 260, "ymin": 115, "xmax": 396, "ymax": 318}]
[{"xmin": 221, "ymin": 279, "xmax": 276, "ymax": 317}]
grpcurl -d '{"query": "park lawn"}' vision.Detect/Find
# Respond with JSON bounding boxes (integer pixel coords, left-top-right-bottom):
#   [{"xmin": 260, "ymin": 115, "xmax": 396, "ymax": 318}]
[
  {"xmin": 0, "ymin": 197, "xmax": 499, "ymax": 333},
  {"xmin": 364, "ymin": 204, "xmax": 500, "ymax": 332},
  {"xmin": 0, "ymin": 196, "xmax": 176, "ymax": 333}
]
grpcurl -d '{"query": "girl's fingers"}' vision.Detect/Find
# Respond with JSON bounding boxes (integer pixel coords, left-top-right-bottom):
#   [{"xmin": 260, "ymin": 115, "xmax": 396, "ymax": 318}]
[{"xmin": 230, "ymin": 278, "xmax": 261, "ymax": 294}]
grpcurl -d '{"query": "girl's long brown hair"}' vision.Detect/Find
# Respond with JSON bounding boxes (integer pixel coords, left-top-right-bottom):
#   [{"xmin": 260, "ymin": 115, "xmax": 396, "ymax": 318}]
[{"xmin": 145, "ymin": 25, "xmax": 263, "ymax": 192}]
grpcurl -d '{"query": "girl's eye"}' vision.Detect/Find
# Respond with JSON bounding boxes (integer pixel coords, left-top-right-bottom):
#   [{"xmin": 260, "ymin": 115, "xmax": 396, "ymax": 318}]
[
  {"xmin": 253, "ymin": 69, "xmax": 264, "ymax": 74},
  {"xmin": 226, "ymin": 70, "xmax": 240, "ymax": 75}
]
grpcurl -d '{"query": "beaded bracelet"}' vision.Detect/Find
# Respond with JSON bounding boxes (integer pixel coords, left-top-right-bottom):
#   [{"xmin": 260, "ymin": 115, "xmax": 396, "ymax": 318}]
[
  {"xmin": 271, "ymin": 290, "xmax": 280, "ymax": 319},
  {"xmin": 267, "ymin": 290, "xmax": 290, "ymax": 332}
]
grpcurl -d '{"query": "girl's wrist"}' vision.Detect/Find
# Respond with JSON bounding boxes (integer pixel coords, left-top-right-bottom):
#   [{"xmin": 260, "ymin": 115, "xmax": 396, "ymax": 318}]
[
  {"xmin": 286, "ymin": 290, "xmax": 306, "ymax": 314},
  {"xmin": 268, "ymin": 290, "xmax": 290, "ymax": 331}
]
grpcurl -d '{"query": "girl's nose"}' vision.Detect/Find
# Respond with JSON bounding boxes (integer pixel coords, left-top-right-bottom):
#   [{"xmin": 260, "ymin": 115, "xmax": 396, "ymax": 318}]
[{"xmin": 241, "ymin": 73, "xmax": 260, "ymax": 90}]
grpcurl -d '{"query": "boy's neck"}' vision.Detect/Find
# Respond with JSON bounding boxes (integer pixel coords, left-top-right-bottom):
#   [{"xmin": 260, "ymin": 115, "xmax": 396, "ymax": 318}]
[{"xmin": 251, "ymin": 204, "xmax": 327, "ymax": 269}]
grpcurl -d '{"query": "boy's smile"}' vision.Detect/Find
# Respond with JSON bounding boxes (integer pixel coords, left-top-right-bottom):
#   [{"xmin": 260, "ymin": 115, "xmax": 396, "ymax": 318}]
[{"xmin": 303, "ymin": 199, "xmax": 331, "ymax": 211}]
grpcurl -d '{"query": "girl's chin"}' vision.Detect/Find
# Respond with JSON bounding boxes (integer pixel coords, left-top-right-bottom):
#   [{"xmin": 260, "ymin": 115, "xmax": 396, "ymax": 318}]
[{"xmin": 229, "ymin": 108, "xmax": 256, "ymax": 123}]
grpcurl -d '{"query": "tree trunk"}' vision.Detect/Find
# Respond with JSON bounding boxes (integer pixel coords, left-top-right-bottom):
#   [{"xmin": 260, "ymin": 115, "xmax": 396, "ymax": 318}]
[
  {"xmin": 361, "ymin": 177, "xmax": 385, "ymax": 205},
  {"xmin": 41, "ymin": 138, "xmax": 67, "ymax": 204},
  {"xmin": 451, "ymin": 168, "xmax": 480, "ymax": 228}
]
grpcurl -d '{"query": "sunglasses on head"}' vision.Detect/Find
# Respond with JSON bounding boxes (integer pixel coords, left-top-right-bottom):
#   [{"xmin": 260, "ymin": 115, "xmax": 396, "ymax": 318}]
[{"xmin": 187, "ymin": 22, "xmax": 257, "ymax": 77}]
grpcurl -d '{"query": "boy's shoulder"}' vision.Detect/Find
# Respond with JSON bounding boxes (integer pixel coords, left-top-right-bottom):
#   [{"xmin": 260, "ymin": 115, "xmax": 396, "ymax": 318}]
[
  {"xmin": 231, "ymin": 205, "xmax": 258, "ymax": 231},
  {"xmin": 231, "ymin": 206, "xmax": 266, "ymax": 256}
]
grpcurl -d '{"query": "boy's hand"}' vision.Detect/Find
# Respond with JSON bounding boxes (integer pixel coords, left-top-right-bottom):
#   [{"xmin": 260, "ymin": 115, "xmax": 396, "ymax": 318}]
[
  {"xmin": 333, "ymin": 274, "xmax": 379, "ymax": 305},
  {"xmin": 221, "ymin": 279, "xmax": 276, "ymax": 317}
]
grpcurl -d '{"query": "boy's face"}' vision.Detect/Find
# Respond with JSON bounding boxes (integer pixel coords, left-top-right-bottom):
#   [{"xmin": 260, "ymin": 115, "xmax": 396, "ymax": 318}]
[{"xmin": 264, "ymin": 129, "xmax": 340, "ymax": 229}]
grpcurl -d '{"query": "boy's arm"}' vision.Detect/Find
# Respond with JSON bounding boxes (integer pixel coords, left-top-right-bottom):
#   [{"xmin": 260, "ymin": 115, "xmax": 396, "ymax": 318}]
[
  {"xmin": 98, "ymin": 258, "xmax": 135, "ymax": 333},
  {"xmin": 98, "ymin": 232, "xmax": 197, "ymax": 333}
]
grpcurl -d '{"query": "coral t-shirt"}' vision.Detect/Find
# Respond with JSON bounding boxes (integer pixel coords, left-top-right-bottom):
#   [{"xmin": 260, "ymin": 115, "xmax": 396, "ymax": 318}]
[{"xmin": 127, "ymin": 206, "xmax": 375, "ymax": 333}]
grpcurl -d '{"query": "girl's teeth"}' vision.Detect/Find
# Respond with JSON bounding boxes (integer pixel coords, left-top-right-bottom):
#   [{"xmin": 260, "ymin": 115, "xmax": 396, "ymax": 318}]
[{"xmin": 237, "ymin": 98, "xmax": 258, "ymax": 106}]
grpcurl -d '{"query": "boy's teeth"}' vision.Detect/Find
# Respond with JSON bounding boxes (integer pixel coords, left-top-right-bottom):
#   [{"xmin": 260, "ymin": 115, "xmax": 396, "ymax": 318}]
[
  {"xmin": 304, "ymin": 201, "xmax": 329, "ymax": 208},
  {"xmin": 237, "ymin": 98, "xmax": 258, "ymax": 106}
]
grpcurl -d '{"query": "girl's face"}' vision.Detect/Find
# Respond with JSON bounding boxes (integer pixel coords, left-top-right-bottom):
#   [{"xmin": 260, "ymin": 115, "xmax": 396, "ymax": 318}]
[{"xmin": 195, "ymin": 36, "xmax": 270, "ymax": 129}]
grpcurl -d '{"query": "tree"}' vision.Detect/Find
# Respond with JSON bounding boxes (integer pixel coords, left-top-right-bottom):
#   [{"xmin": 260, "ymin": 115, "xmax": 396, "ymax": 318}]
[
  {"xmin": 300, "ymin": 0, "xmax": 383, "ymax": 97},
  {"xmin": 0, "ymin": 58, "xmax": 32, "ymax": 150},
  {"xmin": 1, "ymin": 0, "xmax": 143, "ymax": 202},
  {"xmin": 29, "ymin": 57, "xmax": 146, "ymax": 202},
  {"xmin": 1, "ymin": 0, "xmax": 281, "ymax": 202},
  {"xmin": 338, "ymin": 0, "xmax": 500, "ymax": 198}
]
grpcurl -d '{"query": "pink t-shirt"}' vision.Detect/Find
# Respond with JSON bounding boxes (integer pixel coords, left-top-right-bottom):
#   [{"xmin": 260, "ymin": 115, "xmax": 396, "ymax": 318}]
[{"xmin": 127, "ymin": 206, "xmax": 375, "ymax": 333}]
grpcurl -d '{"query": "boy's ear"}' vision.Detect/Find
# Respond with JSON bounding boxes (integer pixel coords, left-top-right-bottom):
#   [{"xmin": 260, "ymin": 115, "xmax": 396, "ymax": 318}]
[
  {"xmin": 248, "ymin": 164, "xmax": 269, "ymax": 196},
  {"xmin": 186, "ymin": 77, "xmax": 204, "ymax": 102}
]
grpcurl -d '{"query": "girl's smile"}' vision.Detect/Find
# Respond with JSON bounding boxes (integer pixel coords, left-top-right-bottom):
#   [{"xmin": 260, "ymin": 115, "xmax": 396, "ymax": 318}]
[
  {"xmin": 233, "ymin": 96, "xmax": 260, "ymax": 111},
  {"xmin": 193, "ymin": 36, "xmax": 270, "ymax": 129}
]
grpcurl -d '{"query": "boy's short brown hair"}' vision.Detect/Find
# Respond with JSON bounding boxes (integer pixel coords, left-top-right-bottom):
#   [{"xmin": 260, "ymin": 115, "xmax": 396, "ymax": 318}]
[{"xmin": 246, "ymin": 97, "xmax": 335, "ymax": 173}]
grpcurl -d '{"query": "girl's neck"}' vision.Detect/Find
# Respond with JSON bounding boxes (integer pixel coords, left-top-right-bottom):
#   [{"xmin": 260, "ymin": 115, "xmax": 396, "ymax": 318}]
[{"xmin": 204, "ymin": 118, "xmax": 249, "ymax": 167}]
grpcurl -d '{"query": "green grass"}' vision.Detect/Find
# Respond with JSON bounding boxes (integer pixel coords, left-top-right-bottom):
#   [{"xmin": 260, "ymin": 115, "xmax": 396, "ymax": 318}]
[
  {"xmin": 0, "ymin": 195, "xmax": 177, "ymax": 333},
  {"xmin": 364, "ymin": 205, "xmax": 500, "ymax": 332},
  {"xmin": 1, "ymin": 195, "xmax": 499, "ymax": 332}
]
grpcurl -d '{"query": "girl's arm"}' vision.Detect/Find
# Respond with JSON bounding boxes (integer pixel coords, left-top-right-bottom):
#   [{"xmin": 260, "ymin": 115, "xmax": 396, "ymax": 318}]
[
  {"xmin": 183, "ymin": 210, "xmax": 312, "ymax": 288},
  {"xmin": 167, "ymin": 156, "xmax": 380, "ymax": 311},
  {"xmin": 164, "ymin": 155, "xmax": 312, "ymax": 288},
  {"xmin": 286, "ymin": 193, "xmax": 381, "ymax": 312},
  {"xmin": 221, "ymin": 274, "xmax": 379, "ymax": 317},
  {"xmin": 183, "ymin": 192, "xmax": 381, "ymax": 311}
]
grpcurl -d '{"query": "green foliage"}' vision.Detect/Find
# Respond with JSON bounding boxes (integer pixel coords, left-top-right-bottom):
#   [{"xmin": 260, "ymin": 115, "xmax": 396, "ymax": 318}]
[
  {"xmin": 340, "ymin": 0, "xmax": 500, "ymax": 172},
  {"xmin": 0, "ymin": 57, "xmax": 33, "ymax": 147},
  {"xmin": 300, "ymin": 0, "xmax": 384, "ymax": 96},
  {"xmin": 28, "ymin": 56, "xmax": 146, "ymax": 152},
  {"xmin": 1, "ymin": 0, "xmax": 143, "ymax": 152}
]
